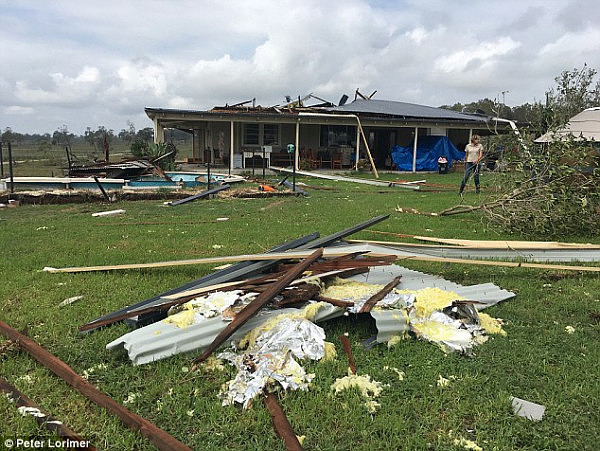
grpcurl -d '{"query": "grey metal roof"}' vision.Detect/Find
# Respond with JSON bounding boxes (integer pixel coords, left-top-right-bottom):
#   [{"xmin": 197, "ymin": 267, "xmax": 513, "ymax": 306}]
[
  {"xmin": 330, "ymin": 99, "xmax": 488, "ymax": 123},
  {"xmin": 107, "ymin": 262, "xmax": 514, "ymax": 364}
]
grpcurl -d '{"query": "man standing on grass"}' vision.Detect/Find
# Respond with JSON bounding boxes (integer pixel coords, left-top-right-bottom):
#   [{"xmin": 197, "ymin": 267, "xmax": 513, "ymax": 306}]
[{"xmin": 459, "ymin": 134, "xmax": 483, "ymax": 197}]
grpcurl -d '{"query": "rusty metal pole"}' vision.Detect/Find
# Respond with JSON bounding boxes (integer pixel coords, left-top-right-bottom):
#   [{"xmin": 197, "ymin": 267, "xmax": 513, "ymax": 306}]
[{"xmin": 0, "ymin": 320, "xmax": 192, "ymax": 451}]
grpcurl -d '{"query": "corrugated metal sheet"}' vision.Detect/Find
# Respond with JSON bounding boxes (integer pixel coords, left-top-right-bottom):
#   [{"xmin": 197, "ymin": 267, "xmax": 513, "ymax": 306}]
[
  {"xmin": 270, "ymin": 167, "xmax": 419, "ymax": 188},
  {"xmin": 107, "ymin": 304, "xmax": 343, "ymax": 365},
  {"xmin": 107, "ymin": 263, "xmax": 514, "ymax": 364},
  {"xmin": 358, "ymin": 242, "xmax": 600, "ymax": 263},
  {"xmin": 330, "ymin": 99, "xmax": 488, "ymax": 123}
]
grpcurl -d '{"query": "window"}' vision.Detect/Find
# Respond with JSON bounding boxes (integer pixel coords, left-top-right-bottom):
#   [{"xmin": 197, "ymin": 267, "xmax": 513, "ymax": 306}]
[
  {"xmin": 243, "ymin": 124, "xmax": 259, "ymax": 145},
  {"xmin": 263, "ymin": 124, "xmax": 279, "ymax": 145},
  {"xmin": 243, "ymin": 123, "xmax": 280, "ymax": 146},
  {"xmin": 320, "ymin": 125, "xmax": 356, "ymax": 147}
]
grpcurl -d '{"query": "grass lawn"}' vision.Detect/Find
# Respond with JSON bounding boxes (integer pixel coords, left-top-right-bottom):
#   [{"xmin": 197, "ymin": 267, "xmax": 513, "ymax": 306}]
[{"xmin": 1, "ymin": 171, "xmax": 599, "ymax": 450}]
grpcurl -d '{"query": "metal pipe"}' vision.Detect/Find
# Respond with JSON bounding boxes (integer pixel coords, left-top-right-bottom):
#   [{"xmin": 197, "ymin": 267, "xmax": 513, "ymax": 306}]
[
  {"xmin": 412, "ymin": 127, "xmax": 418, "ymax": 173},
  {"xmin": 294, "ymin": 120, "xmax": 300, "ymax": 171},
  {"xmin": 0, "ymin": 141, "xmax": 4, "ymax": 178},
  {"xmin": 229, "ymin": 120, "xmax": 234, "ymax": 175},
  {"xmin": 298, "ymin": 112, "xmax": 378, "ymax": 177},
  {"xmin": 8, "ymin": 141, "xmax": 14, "ymax": 193}
]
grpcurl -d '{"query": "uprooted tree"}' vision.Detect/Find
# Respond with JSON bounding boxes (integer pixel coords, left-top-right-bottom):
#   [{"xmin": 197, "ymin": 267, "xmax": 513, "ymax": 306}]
[{"xmin": 441, "ymin": 66, "xmax": 600, "ymax": 238}]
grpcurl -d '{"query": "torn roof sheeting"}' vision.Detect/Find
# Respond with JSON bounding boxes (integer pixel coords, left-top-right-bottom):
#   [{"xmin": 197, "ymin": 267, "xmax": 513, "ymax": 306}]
[{"xmin": 107, "ymin": 265, "xmax": 514, "ymax": 365}]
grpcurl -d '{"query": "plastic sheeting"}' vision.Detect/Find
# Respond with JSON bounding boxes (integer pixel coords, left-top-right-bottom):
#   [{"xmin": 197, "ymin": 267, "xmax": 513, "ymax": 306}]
[{"xmin": 391, "ymin": 136, "xmax": 464, "ymax": 171}]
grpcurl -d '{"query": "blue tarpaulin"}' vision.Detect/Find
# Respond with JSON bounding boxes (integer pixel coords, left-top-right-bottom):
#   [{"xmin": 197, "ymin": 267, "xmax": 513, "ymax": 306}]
[{"xmin": 391, "ymin": 136, "xmax": 464, "ymax": 171}]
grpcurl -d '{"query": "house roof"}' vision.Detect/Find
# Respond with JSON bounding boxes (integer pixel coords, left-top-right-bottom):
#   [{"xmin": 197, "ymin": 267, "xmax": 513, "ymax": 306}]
[
  {"xmin": 535, "ymin": 107, "xmax": 600, "ymax": 142},
  {"xmin": 145, "ymin": 98, "xmax": 496, "ymax": 130},
  {"xmin": 330, "ymin": 99, "xmax": 488, "ymax": 123}
]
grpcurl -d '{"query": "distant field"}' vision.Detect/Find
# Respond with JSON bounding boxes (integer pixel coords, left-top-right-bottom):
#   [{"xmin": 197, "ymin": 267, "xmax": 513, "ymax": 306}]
[{"xmin": 2, "ymin": 141, "xmax": 194, "ymax": 177}]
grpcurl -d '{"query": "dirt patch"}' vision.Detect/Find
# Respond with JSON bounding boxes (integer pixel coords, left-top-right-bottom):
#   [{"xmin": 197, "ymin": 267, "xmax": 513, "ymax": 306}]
[{"xmin": 0, "ymin": 187, "xmax": 297, "ymax": 205}]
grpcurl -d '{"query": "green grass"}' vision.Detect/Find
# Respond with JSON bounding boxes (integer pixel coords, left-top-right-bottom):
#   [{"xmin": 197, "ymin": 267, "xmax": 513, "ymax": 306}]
[{"xmin": 1, "ymin": 172, "xmax": 599, "ymax": 450}]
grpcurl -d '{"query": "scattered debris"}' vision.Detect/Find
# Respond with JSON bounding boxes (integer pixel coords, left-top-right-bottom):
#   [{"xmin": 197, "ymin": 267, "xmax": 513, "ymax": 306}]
[
  {"xmin": 168, "ymin": 184, "xmax": 231, "ymax": 206},
  {"xmin": 383, "ymin": 366, "xmax": 405, "ymax": 381},
  {"xmin": 58, "ymin": 295, "xmax": 84, "ymax": 308},
  {"xmin": 330, "ymin": 371, "xmax": 384, "ymax": 413},
  {"xmin": 452, "ymin": 435, "xmax": 483, "ymax": 451},
  {"xmin": 395, "ymin": 206, "xmax": 437, "ymax": 216},
  {"xmin": 0, "ymin": 376, "xmax": 94, "ymax": 448},
  {"xmin": 188, "ymin": 248, "xmax": 323, "ymax": 371},
  {"xmin": 270, "ymin": 166, "xmax": 419, "ymax": 189},
  {"xmin": 263, "ymin": 392, "xmax": 304, "ymax": 451},
  {"xmin": 339, "ymin": 334, "xmax": 357, "ymax": 374},
  {"xmin": 565, "ymin": 325, "xmax": 576, "ymax": 334},
  {"xmin": 436, "ymin": 375, "xmax": 456, "ymax": 387},
  {"xmin": 510, "ymin": 396, "xmax": 546, "ymax": 421},
  {"xmin": 91, "ymin": 209, "xmax": 126, "ymax": 217},
  {"xmin": 0, "ymin": 320, "xmax": 192, "ymax": 451}
]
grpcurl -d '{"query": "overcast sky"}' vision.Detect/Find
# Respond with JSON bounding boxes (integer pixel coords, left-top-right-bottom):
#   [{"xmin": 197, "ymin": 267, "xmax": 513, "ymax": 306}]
[{"xmin": 1, "ymin": 0, "xmax": 599, "ymax": 135}]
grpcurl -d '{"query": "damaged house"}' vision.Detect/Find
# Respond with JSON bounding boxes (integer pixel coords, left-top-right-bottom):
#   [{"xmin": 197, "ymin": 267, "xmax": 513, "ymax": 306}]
[{"xmin": 145, "ymin": 95, "xmax": 512, "ymax": 172}]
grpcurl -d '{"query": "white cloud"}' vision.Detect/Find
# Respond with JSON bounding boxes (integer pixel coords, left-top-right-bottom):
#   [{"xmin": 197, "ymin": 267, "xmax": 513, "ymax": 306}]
[
  {"xmin": 540, "ymin": 27, "xmax": 600, "ymax": 57},
  {"xmin": 1, "ymin": 0, "xmax": 599, "ymax": 133},
  {"xmin": 4, "ymin": 105, "xmax": 34, "ymax": 115},
  {"xmin": 15, "ymin": 66, "xmax": 101, "ymax": 106},
  {"xmin": 434, "ymin": 37, "xmax": 522, "ymax": 74}
]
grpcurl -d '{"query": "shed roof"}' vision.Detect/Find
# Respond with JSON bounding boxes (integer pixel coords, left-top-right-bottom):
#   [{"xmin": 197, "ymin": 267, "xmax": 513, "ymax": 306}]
[{"xmin": 535, "ymin": 107, "xmax": 600, "ymax": 142}]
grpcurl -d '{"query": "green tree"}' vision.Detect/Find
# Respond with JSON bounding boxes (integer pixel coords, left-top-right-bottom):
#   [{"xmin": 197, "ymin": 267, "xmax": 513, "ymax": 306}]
[{"xmin": 544, "ymin": 64, "xmax": 600, "ymax": 129}]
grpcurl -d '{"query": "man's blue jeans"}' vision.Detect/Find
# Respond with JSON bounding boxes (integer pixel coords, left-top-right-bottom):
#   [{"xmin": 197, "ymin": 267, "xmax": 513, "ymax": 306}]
[{"xmin": 459, "ymin": 162, "xmax": 480, "ymax": 193}]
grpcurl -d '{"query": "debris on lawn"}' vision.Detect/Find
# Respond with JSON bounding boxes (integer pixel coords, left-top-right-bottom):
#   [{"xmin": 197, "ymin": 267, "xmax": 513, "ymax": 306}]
[
  {"xmin": 0, "ymin": 320, "xmax": 192, "ymax": 451},
  {"xmin": 510, "ymin": 396, "xmax": 546, "ymax": 421},
  {"xmin": 167, "ymin": 184, "xmax": 230, "ymax": 206},
  {"xmin": 58, "ymin": 295, "xmax": 84, "ymax": 308},
  {"xmin": 53, "ymin": 215, "xmax": 516, "ymax": 448},
  {"xmin": 383, "ymin": 366, "xmax": 405, "ymax": 381},
  {"xmin": 452, "ymin": 435, "xmax": 483, "ymax": 451},
  {"xmin": 218, "ymin": 315, "xmax": 327, "ymax": 408},
  {"xmin": 91, "ymin": 209, "xmax": 126, "ymax": 217},
  {"xmin": 565, "ymin": 325, "xmax": 576, "ymax": 334},
  {"xmin": 330, "ymin": 371, "xmax": 384, "ymax": 413},
  {"xmin": 0, "ymin": 376, "xmax": 93, "ymax": 447},
  {"xmin": 436, "ymin": 375, "xmax": 456, "ymax": 387}
]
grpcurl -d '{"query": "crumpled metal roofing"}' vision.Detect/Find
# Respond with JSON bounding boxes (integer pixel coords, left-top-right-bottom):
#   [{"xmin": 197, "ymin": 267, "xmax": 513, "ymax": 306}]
[{"xmin": 107, "ymin": 264, "xmax": 514, "ymax": 365}]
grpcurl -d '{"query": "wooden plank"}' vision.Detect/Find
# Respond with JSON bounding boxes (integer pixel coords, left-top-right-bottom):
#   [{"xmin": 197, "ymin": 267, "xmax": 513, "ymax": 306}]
[
  {"xmin": 366, "ymin": 230, "xmax": 600, "ymax": 249},
  {"xmin": 189, "ymin": 248, "xmax": 324, "ymax": 369},
  {"xmin": 263, "ymin": 392, "xmax": 303, "ymax": 451},
  {"xmin": 339, "ymin": 335, "xmax": 357, "ymax": 374},
  {"xmin": 358, "ymin": 276, "xmax": 402, "ymax": 313},
  {"xmin": 0, "ymin": 321, "xmax": 192, "ymax": 451},
  {"xmin": 43, "ymin": 248, "xmax": 372, "ymax": 274}
]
